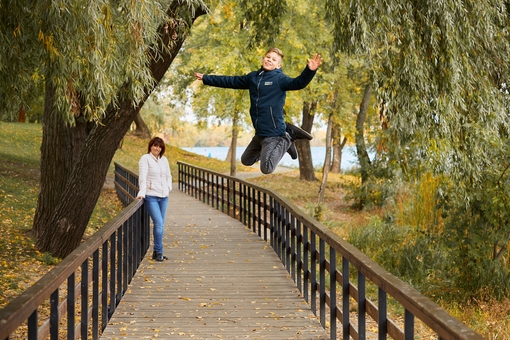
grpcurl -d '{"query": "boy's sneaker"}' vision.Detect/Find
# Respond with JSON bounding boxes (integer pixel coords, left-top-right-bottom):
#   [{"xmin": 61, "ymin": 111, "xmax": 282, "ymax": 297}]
[
  {"xmin": 286, "ymin": 123, "xmax": 313, "ymax": 141},
  {"xmin": 287, "ymin": 142, "xmax": 298, "ymax": 160}
]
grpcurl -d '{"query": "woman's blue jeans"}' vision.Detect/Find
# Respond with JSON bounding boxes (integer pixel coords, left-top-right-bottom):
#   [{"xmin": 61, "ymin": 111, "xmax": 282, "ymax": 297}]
[{"xmin": 144, "ymin": 195, "xmax": 168, "ymax": 254}]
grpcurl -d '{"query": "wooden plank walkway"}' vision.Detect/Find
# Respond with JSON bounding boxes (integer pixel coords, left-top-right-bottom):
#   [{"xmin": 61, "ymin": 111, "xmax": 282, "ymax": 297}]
[{"xmin": 101, "ymin": 188, "xmax": 329, "ymax": 339}]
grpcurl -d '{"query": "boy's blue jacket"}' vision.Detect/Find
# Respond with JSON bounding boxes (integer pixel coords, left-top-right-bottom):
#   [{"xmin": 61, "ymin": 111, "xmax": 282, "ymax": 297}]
[{"xmin": 202, "ymin": 66, "xmax": 316, "ymax": 137}]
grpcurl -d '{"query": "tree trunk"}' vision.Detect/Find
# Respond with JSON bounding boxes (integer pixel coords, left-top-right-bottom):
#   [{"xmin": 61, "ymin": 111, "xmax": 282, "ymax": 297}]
[
  {"xmin": 297, "ymin": 101, "xmax": 317, "ymax": 181},
  {"xmin": 33, "ymin": 3, "xmax": 207, "ymax": 258},
  {"xmin": 317, "ymin": 113, "xmax": 333, "ymax": 206},
  {"xmin": 355, "ymin": 84, "xmax": 373, "ymax": 209},
  {"xmin": 328, "ymin": 90, "xmax": 343, "ymax": 174},
  {"xmin": 330, "ymin": 121, "xmax": 347, "ymax": 173},
  {"xmin": 18, "ymin": 106, "xmax": 26, "ymax": 122},
  {"xmin": 32, "ymin": 82, "xmax": 74, "ymax": 238},
  {"xmin": 228, "ymin": 112, "xmax": 239, "ymax": 177},
  {"xmin": 132, "ymin": 113, "xmax": 151, "ymax": 139}
]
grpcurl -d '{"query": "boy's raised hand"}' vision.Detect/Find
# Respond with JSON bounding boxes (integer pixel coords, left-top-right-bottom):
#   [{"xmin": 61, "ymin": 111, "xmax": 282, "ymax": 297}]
[{"xmin": 307, "ymin": 53, "xmax": 323, "ymax": 71}]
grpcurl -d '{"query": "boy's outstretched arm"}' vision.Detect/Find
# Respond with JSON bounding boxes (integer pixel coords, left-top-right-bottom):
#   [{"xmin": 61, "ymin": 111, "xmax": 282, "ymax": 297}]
[{"xmin": 307, "ymin": 53, "xmax": 323, "ymax": 71}]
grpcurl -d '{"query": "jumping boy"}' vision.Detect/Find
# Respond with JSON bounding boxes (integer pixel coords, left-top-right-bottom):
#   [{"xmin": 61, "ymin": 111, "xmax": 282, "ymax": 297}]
[{"xmin": 194, "ymin": 48, "xmax": 322, "ymax": 174}]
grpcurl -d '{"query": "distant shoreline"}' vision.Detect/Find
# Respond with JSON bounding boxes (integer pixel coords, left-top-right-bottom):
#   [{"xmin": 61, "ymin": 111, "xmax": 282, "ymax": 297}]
[{"xmin": 182, "ymin": 146, "xmax": 363, "ymax": 170}]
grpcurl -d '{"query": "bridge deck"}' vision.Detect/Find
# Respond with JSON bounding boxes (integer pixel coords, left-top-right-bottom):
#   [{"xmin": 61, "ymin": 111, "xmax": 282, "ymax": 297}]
[{"xmin": 101, "ymin": 188, "xmax": 328, "ymax": 339}]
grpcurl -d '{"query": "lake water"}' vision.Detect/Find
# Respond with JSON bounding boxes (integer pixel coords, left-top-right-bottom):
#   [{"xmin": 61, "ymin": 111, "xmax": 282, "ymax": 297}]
[{"xmin": 182, "ymin": 146, "xmax": 362, "ymax": 169}]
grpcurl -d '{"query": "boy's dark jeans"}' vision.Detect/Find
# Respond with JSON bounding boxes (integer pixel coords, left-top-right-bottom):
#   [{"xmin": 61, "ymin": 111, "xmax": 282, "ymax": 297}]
[{"xmin": 241, "ymin": 134, "xmax": 292, "ymax": 174}]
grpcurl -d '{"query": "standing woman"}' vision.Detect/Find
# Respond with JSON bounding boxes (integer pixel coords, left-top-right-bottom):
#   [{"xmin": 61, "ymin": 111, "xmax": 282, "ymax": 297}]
[{"xmin": 136, "ymin": 137, "xmax": 172, "ymax": 261}]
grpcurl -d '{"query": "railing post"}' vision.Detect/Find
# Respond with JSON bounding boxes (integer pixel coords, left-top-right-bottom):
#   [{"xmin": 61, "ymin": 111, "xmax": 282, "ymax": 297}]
[
  {"xmin": 290, "ymin": 214, "xmax": 296, "ymax": 283},
  {"xmin": 358, "ymin": 271, "xmax": 366, "ymax": 340},
  {"xmin": 263, "ymin": 193, "xmax": 268, "ymax": 241},
  {"xmin": 92, "ymin": 250, "xmax": 100, "ymax": 339},
  {"xmin": 285, "ymin": 209, "xmax": 290, "ymax": 271},
  {"xmin": 81, "ymin": 260, "xmax": 89, "ymax": 339},
  {"xmin": 101, "ymin": 242, "xmax": 108, "ymax": 330},
  {"xmin": 378, "ymin": 288, "xmax": 387, "ymax": 340},
  {"xmin": 405, "ymin": 309, "xmax": 414, "ymax": 340},
  {"xmin": 311, "ymin": 231, "xmax": 317, "ymax": 316},
  {"xmin": 296, "ymin": 220, "xmax": 302, "ymax": 294},
  {"xmin": 28, "ymin": 310, "xmax": 37, "ymax": 340},
  {"xmin": 50, "ymin": 289, "xmax": 58, "ymax": 339},
  {"xmin": 109, "ymin": 232, "xmax": 116, "ymax": 318},
  {"xmin": 303, "ymin": 224, "xmax": 309, "ymax": 303},
  {"xmin": 342, "ymin": 256, "xmax": 350, "ymax": 340},
  {"xmin": 270, "ymin": 196, "xmax": 276, "ymax": 250},
  {"xmin": 330, "ymin": 247, "xmax": 337, "ymax": 340},
  {"xmin": 68, "ymin": 273, "xmax": 76, "ymax": 339},
  {"xmin": 221, "ymin": 177, "xmax": 225, "ymax": 213},
  {"xmin": 257, "ymin": 190, "xmax": 262, "ymax": 237},
  {"xmin": 320, "ymin": 239, "xmax": 326, "ymax": 327}
]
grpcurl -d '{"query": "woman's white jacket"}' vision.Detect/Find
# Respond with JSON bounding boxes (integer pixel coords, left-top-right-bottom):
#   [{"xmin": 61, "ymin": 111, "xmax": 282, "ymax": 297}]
[{"xmin": 137, "ymin": 153, "xmax": 172, "ymax": 198}]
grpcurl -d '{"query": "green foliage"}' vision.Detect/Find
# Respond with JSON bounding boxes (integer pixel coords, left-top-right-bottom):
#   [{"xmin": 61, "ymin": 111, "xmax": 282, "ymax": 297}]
[
  {"xmin": 326, "ymin": 0, "xmax": 510, "ymax": 302},
  {"xmin": 239, "ymin": 0, "xmax": 288, "ymax": 48},
  {"xmin": 440, "ymin": 181, "xmax": 510, "ymax": 301},
  {"xmin": 169, "ymin": 0, "xmax": 339, "ymax": 133},
  {"xmin": 166, "ymin": 1, "xmax": 254, "ymax": 134},
  {"xmin": 342, "ymin": 159, "xmax": 401, "ymax": 209},
  {"xmin": 36, "ymin": 252, "xmax": 60, "ymax": 266},
  {"xmin": 0, "ymin": 0, "xmax": 190, "ymax": 124},
  {"xmin": 348, "ymin": 217, "xmax": 450, "ymax": 300},
  {"xmin": 349, "ymin": 170, "xmax": 510, "ymax": 303},
  {"xmin": 313, "ymin": 203, "xmax": 326, "ymax": 221}
]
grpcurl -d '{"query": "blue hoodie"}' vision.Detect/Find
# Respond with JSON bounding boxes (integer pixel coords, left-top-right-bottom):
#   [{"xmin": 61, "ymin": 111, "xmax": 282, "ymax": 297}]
[{"xmin": 202, "ymin": 66, "xmax": 316, "ymax": 137}]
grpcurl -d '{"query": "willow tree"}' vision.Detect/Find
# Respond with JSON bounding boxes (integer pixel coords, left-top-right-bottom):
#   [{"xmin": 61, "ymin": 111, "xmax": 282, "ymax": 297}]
[
  {"xmin": 326, "ymin": 0, "xmax": 510, "ymax": 298},
  {"xmin": 170, "ymin": 0, "xmax": 336, "ymax": 179},
  {"xmin": 1, "ymin": 0, "xmax": 207, "ymax": 258},
  {"xmin": 167, "ymin": 2, "xmax": 255, "ymax": 176}
]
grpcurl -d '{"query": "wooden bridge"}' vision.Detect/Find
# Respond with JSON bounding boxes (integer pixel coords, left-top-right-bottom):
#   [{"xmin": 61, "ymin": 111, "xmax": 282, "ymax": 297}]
[
  {"xmin": 101, "ymin": 187, "xmax": 328, "ymax": 339},
  {"xmin": 0, "ymin": 162, "xmax": 485, "ymax": 340}
]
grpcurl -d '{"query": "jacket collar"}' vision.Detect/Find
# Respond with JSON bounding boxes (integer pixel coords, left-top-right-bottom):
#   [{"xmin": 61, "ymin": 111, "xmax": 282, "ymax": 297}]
[
  {"xmin": 149, "ymin": 152, "xmax": 160, "ymax": 161},
  {"xmin": 258, "ymin": 67, "xmax": 283, "ymax": 75}
]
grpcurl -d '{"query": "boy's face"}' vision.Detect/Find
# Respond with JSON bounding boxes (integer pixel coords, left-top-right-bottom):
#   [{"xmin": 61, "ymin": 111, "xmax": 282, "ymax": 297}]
[{"xmin": 262, "ymin": 52, "xmax": 282, "ymax": 71}]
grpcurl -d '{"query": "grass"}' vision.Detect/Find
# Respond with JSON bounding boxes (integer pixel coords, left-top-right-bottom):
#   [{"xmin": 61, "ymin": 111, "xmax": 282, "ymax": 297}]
[
  {"xmin": 0, "ymin": 121, "xmax": 508, "ymax": 338},
  {"xmin": 0, "ymin": 123, "xmax": 52, "ymax": 306}
]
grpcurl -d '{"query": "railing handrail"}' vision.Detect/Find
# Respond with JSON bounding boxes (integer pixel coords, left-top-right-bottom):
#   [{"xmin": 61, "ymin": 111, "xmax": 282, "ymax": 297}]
[
  {"xmin": 0, "ymin": 162, "xmax": 148, "ymax": 339},
  {"xmin": 177, "ymin": 161, "xmax": 484, "ymax": 340}
]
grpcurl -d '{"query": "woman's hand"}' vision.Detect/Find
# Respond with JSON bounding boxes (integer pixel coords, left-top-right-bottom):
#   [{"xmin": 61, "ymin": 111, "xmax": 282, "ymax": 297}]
[
  {"xmin": 194, "ymin": 72, "xmax": 204, "ymax": 81},
  {"xmin": 307, "ymin": 53, "xmax": 323, "ymax": 71}
]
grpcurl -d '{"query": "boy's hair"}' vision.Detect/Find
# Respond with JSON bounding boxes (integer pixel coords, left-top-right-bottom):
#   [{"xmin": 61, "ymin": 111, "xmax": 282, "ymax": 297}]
[{"xmin": 266, "ymin": 47, "xmax": 284, "ymax": 60}]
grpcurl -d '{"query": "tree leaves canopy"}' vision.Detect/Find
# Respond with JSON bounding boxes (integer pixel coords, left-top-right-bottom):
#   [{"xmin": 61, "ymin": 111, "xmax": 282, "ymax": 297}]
[
  {"xmin": 327, "ymin": 0, "xmax": 510, "ymax": 186},
  {"xmin": 0, "ymin": 0, "xmax": 177, "ymax": 124}
]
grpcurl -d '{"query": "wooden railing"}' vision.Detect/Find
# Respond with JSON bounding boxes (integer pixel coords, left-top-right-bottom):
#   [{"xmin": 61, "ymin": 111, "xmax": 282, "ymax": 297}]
[
  {"xmin": 0, "ymin": 163, "xmax": 149, "ymax": 340},
  {"xmin": 177, "ymin": 161, "xmax": 484, "ymax": 340}
]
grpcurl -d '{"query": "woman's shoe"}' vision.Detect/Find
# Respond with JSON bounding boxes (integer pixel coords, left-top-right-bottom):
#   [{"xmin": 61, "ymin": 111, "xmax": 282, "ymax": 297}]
[{"xmin": 155, "ymin": 253, "xmax": 168, "ymax": 261}]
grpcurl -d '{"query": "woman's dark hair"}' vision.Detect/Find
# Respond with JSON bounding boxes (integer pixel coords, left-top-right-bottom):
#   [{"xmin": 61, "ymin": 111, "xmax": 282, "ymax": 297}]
[{"xmin": 147, "ymin": 137, "xmax": 166, "ymax": 157}]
